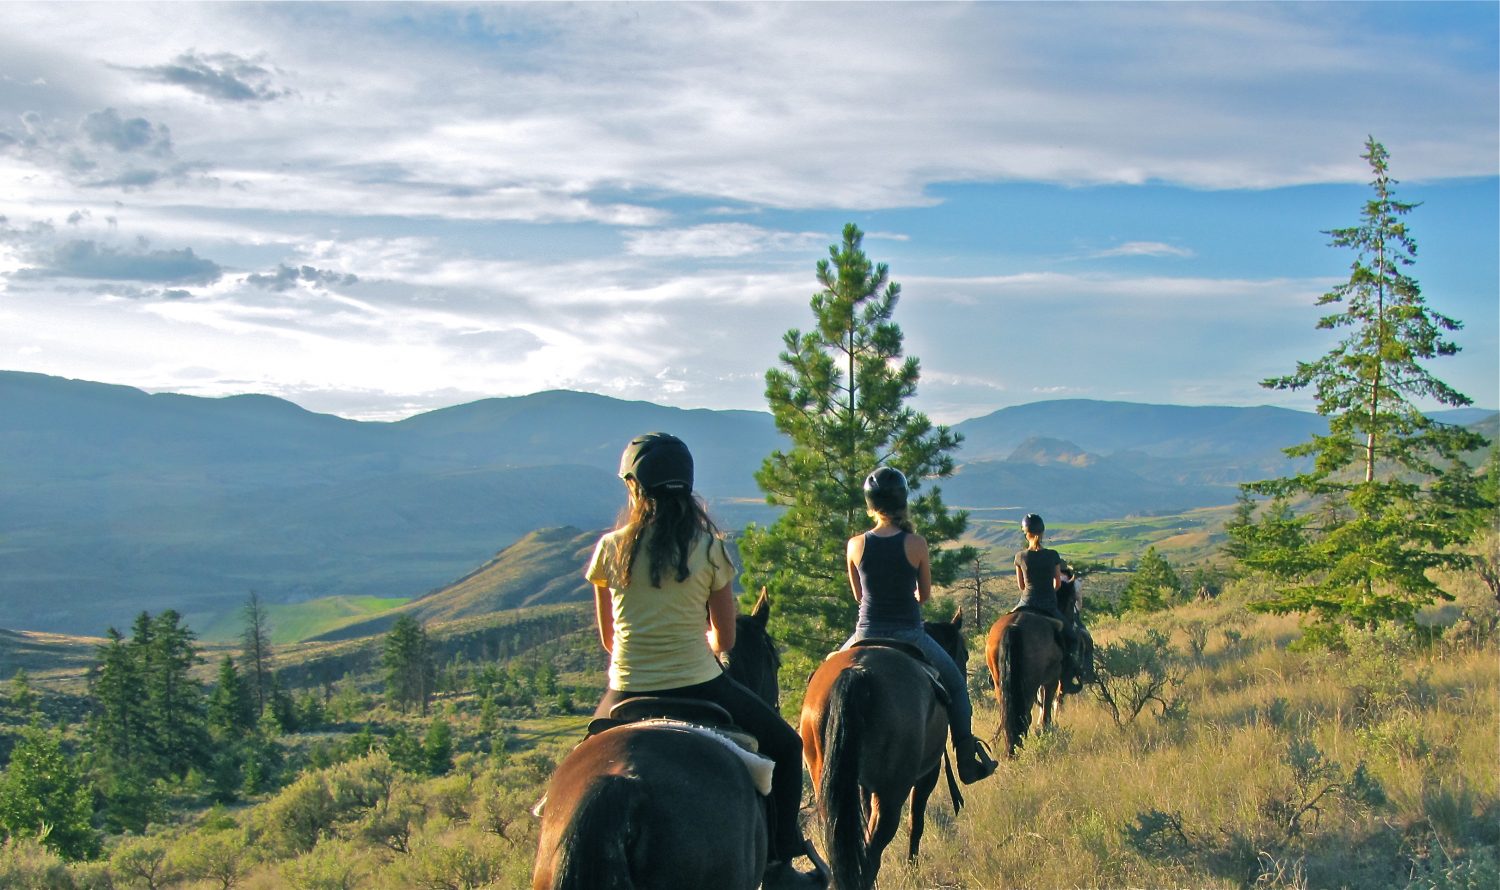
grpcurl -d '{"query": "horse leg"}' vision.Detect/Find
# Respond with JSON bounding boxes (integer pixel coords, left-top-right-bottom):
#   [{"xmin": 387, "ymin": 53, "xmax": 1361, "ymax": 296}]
[
  {"xmin": 1040, "ymin": 683, "xmax": 1056, "ymax": 732},
  {"xmin": 906, "ymin": 765, "xmax": 942, "ymax": 862},
  {"xmin": 864, "ymin": 790, "xmax": 905, "ymax": 888}
]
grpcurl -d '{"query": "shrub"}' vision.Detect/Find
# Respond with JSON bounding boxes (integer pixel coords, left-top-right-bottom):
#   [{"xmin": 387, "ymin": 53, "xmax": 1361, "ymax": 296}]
[
  {"xmin": 0, "ymin": 835, "xmax": 72, "ymax": 890},
  {"xmin": 169, "ymin": 827, "xmax": 255, "ymax": 889},
  {"xmin": 279, "ymin": 838, "xmax": 364, "ymax": 890},
  {"xmin": 1089, "ymin": 628, "xmax": 1183, "ymax": 726},
  {"xmin": 109, "ymin": 834, "xmax": 176, "ymax": 890}
]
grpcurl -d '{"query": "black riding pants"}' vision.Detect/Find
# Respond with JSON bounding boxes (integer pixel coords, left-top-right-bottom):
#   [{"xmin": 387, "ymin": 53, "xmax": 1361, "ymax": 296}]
[{"xmin": 595, "ymin": 672, "xmax": 806, "ymax": 862}]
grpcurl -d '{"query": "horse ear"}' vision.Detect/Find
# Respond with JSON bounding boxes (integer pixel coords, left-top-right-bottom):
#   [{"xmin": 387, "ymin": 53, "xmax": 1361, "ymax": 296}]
[
  {"xmin": 752, "ymin": 587, "xmax": 771, "ymax": 626},
  {"xmin": 951, "ymin": 608, "xmax": 964, "ymax": 629}
]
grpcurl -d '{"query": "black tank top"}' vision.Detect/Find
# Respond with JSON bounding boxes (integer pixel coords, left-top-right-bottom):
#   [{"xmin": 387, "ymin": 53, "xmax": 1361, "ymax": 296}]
[
  {"xmin": 856, "ymin": 532, "xmax": 922, "ymax": 631},
  {"xmin": 1015, "ymin": 547, "xmax": 1062, "ymax": 615}
]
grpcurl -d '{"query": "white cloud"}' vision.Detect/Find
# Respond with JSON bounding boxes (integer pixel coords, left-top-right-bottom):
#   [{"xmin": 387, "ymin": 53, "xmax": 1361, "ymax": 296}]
[
  {"xmin": 622, "ymin": 224, "xmax": 823, "ymax": 258},
  {"xmin": 1093, "ymin": 242, "xmax": 1195, "ymax": 259}
]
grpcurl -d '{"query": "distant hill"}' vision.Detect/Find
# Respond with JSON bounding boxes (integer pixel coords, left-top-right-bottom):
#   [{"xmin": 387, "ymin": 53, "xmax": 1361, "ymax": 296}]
[
  {"xmin": 1, "ymin": 371, "xmax": 1491, "ymax": 636},
  {"xmin": 308, "ymin": 526, "xmax": 600, "ymax": 642}
]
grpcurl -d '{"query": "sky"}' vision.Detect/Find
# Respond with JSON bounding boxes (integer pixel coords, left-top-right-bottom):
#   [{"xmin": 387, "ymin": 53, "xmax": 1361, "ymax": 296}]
[{"xmin": 0, "ymin": 2, "xmax": 1495, "ymax": 425}]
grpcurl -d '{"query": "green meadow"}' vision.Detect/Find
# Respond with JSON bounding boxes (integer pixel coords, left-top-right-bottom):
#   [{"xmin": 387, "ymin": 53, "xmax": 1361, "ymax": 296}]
[{"xmin": 192, "ymin": 595, "xmax": 412, "ymax": 646}]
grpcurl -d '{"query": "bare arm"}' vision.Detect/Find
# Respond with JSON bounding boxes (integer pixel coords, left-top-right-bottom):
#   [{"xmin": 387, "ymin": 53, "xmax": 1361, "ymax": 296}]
[
  {"xmin": 902, "ymin": 534, "xmax": 934, "ymax": 604},
  {"xmin": 1015, "ymin": 564, "xmax": 1026, "ymax": 592},
  {"xmin": 846, "ymin": 536, "xmax": 865, "ymax": 603},
  {"xmin": 706, "ymin": 582, "xmax": 738, "ymax": 654},
  {"xmin": 593, "ymin": 583, "xmax": 614, "ymax": 654},
  {"xmin": 1052, "ymin": 562, "xmax": 1063, "ymax": 591}
]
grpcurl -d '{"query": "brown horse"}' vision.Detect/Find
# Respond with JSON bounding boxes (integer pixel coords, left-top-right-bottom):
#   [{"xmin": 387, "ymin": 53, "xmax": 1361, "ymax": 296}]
[
  {"xmin": 800, "ymin": 611, "xmax": 968, "ymax": 890},
  {"xmin": 531, "ymin": 591, "xmax": 783, "ymax": 890},
  {"xmin": 985, "ymin": 611, "xmax": 1064, "ymax": 757}
]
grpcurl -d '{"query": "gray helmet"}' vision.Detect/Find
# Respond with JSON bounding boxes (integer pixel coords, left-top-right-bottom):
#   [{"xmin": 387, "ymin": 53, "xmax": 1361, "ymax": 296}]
[
  {"xmin": 618, "ymin": 432, "xmax": 693, "ymax": 494},
  {"xmin": 1022, "ymin": 513, "xmax": 1045, "ymax": 535},
  {"xmin": 863, "ymin": 466, "xmax": 908, "ymax": 512}
]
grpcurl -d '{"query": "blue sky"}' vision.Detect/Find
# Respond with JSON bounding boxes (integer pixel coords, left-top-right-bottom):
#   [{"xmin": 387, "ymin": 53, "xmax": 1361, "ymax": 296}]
[{"xmin": 0, "ymin": 1, "xmax": 1494, "ymax": 424}]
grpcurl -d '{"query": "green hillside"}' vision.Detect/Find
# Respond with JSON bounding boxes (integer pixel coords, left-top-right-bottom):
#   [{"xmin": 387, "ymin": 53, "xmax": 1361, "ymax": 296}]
[
  {"xmin": 305, "ymin": 526, "xmax": 600, "ymax": 643},
  {"xmin": 191, "ymin": 595, "xmax": 412, "ymax": 645}
]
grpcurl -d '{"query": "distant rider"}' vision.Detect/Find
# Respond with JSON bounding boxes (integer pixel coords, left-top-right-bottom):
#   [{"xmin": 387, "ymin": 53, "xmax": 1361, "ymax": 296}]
[{"xmin": 1012, "ymin": 513, "xmax": 1086, "ymax": 693}]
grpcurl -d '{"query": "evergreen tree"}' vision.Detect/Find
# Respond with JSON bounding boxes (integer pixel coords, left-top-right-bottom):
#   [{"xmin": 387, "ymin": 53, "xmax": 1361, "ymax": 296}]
[
  {"xmin": 382, "ymin": 616, "xmax": 435, "ymax": 715},
  {"xmin": 1233, "ymin": 138, "xmax": 1489, "ymax": 631},
  {"xmin": 240, "ymin": 591, "xmax": 273, "ymax": 718},
  {"xmin": 741, "ymin": 223, "xmax": 971, "ymax": 655},
  {"xmin": 207, "ymin": 655, "xmax": 256, "ymax": 739},
  {"xmin": 423, "ymin": 719, "xmax": 454, "ymax": 776},
  {"xmin": 266, "ymin": 675, "xmax": 299, "ymax": 733},
  {"xmin": 1119, "ymin": 547, "xmax": 1181, "ymax": 612},
  {"xmin": 0, "ymin": 726, "xmax": 98, "ymax": 860},
  {"xmin": 141, "ymin": 610, "xmax": 209, "ymax": 778},
  {"xmin": 88, "ymin": 627, "xmax": 152, "ymax": 774},
  {"xmin": 385, "ymin": 725, "xmax": 425, "ymax": 773},
  {"xmin": 6, "ymin": 670, "xmax": 37, "ymax": 719}
]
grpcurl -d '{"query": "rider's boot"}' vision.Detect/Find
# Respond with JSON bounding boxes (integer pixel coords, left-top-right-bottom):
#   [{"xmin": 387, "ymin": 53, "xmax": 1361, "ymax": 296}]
[{"xmin": 954, "ymin": 734, "xmax": 998, "ymax": 784}]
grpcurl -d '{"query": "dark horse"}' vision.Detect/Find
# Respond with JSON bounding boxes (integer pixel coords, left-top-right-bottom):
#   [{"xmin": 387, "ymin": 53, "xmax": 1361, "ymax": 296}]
[
  {"xmin": 985, "ymin": 611, "xmax": 1064, "ymax": 758},
  {"xmin": 799, "ymin": 610, "xmax": 969, "ymax": 890},
  {"xmin": 531, "ymin": 590, "xmax": 783, "ymax": 890}
]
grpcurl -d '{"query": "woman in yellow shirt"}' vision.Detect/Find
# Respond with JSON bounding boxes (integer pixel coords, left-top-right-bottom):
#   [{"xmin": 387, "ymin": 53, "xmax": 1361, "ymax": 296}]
[{"xmin": 586, "ymin": 433, "xmax": 823, "ymax": 890}]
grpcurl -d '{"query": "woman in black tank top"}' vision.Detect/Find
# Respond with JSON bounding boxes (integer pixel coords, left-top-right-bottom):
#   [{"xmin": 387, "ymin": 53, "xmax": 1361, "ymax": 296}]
[{"xmin": 841, "ymin": 467, "xmax": 996, "ymax": 784}]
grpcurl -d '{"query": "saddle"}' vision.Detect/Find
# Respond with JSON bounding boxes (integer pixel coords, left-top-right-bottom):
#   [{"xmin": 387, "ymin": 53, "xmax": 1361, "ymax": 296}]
[
  {"xmin": 844, "ymin": 638, "xmax": 950, "ymax": 708},
  {"xmin": 534, "ymin": 697, "xmax": 776, "ymax": 818},
  {"xmin": 587, "ymin": 696, "xmax": 735, "ymax": 736},
  {"xmin": 584, "ymin": 696, "xmax": 773, "ymax": 794},
  {"xmin": 1008, "ymin": 604, "xmax": 1066, "ymax": 631}
]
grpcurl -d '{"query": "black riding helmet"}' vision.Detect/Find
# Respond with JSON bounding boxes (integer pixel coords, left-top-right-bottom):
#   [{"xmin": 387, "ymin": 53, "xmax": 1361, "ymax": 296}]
[
  {"xmin": 1022, "ymin": 513, "xmax": 1045, "ymax": 535},
  {"xmin": 618, "ymin": 432, "xmax": 694, "ymax": 494},
  {"xmin": 863, "ymin": 466, "xmax": 909, "ymax": 513}
]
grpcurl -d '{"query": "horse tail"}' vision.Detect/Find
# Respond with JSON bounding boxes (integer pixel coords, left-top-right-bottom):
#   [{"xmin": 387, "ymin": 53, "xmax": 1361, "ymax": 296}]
[
  {"xmin": 1002, "ymin": 622, "xmax": 1031, "ymax": 755},
  {"xmin": 549, "ymin": 774, "xmax": 644, "ymax": 890},
  {"xmin": 820, "ymin": 664, "xmax": 874, "ymax": 890}
]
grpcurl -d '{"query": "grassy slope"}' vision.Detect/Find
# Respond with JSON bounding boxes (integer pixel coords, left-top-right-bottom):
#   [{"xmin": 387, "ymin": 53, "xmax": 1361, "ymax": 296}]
[
  {"xmin": 8, "ymin": 564, "xmax": 1494, "ymax": 889},
  {"xmin": 191, "ymin": 595, "xmax": 413, "ymax": 645}
]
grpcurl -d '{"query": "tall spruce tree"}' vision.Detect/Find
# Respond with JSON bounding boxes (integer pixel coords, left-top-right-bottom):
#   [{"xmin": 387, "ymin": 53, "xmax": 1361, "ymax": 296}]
[
  {"xmin": 740, "ymin": 223, "xmax": 970, "ymax": 656},
  {"xmin": 89, "ymin": 627, "xmax": 152, "ymax": 773},
  {"xmin": 382, "ymin": 616, "xmax": 435, "ymax": 715},
  {"xmin": 1230, "ymin": 137, "xmax": 1489, "ymax": 632},
  {"xmin": 207, "ymin": 655, "xmax": 256, "ymax": 738},
  {"xmin": 240, "ymin": 591, "xmax": 273, "ymax": 718},
  {"xmin": 142, "ymin": 610, "xmax": 209, "ymax": 778}
]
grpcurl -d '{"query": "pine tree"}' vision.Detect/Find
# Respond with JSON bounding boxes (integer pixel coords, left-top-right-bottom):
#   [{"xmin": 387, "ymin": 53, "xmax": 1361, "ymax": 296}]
[
  {"xmin": 382, "ymin": 616, "xmax": 435, "ymax": 715},
  {"xmin": 141, "ymin": 610, "xmax": 209, "ymax": 778},
  {"xmin": 207, "ymin": 655, "xmax": 256, "ymax": 738},
  {"xmin": 240, "ymin": 592, "xmax": 273, "ymax": 718},
  {"xmin": 1119, "ymin": 547, "xmax": 1182, "ymax": 612},
  {"xmin": 88, "ymin": 627, "xmax": 152, "ymax": 773},
  {"xmin": 6, "ymin": 669, "xmax": 37, "ymax": 718},
  {"xmin": 423, "ymin": 719, "xmax": 454, "ymax": 776},
  {"xmin": 740, "ymin": 223, "xmax": 971, "ymax": 655},
  {"xmin": 0, "ymin": 726, "xmax": 98, "ymax": 860},
  {"xmin": 1234, "ymin": 138, "xmax": 1489, "ymax": 631}
]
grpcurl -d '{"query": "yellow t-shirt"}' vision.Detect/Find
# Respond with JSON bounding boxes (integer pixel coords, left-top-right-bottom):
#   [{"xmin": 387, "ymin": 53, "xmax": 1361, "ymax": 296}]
[{"xmin": 585, "ymin": 527, "xmax": 735, "ymax": 691}]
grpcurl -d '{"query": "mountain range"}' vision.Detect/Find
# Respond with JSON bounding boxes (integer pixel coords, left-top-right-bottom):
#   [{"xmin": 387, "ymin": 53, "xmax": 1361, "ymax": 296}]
[{"xmin": 1, "ymin": 370, "xmax": 1492, "ymax": 636}]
